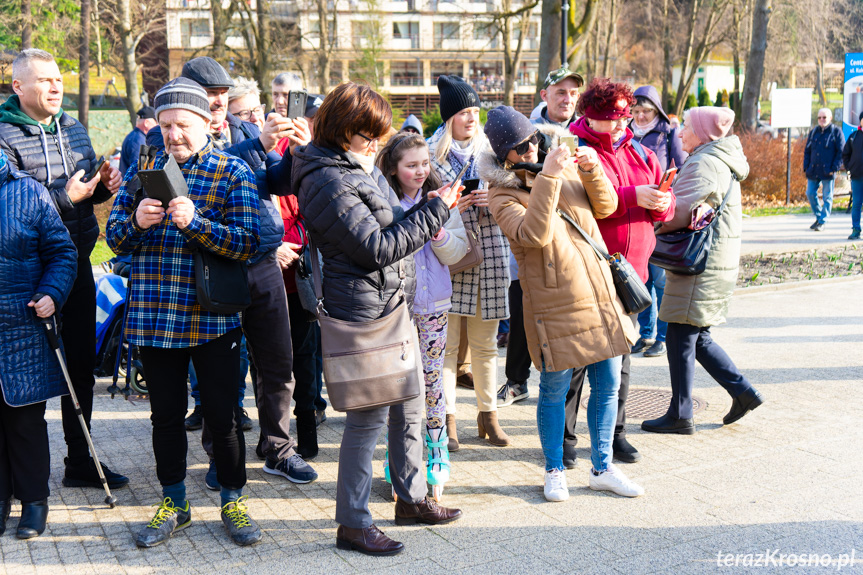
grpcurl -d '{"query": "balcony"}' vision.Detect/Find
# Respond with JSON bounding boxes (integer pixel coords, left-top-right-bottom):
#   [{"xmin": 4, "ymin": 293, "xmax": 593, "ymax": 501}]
[
  {"xmin": 391, "ymin": 75, "xmax": 424, "ymax": 86},
  {"xmin": 167, "ymin": 0, "xmax": 207, "ymax": 8},
  {"xmin": 391, "ymin": 34, "xmax": 419, "ymax": 50},
  {"xmin": 434, "ymin": 37, "xmax": 461, "ymax": 50}
]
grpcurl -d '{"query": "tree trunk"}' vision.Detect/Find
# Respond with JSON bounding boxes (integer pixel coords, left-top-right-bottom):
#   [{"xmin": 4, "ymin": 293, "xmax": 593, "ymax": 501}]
[
  {"xmin": 79, "ymin": 0, "xmax": 91, "ymax": 129},
  {"xmin": 211, "ymin": 0, "xmax": 229, "ymax": 62},
  {"xmin": 814, "ymin": 56, "xmax": 826, "ymax": 105},
  {"xmin": 566, "ymin": 0, "xmax": 601, "ymax": 70},
  {"xmin": 660, "ymin": 0, "xmax": 670, "ymax": 106},
  {"xmin": 741, "ymin": 0, "xmax": 772, "ymax": 131},
  {"xmin": 257, "ymin": 0, "xmax": 271, "ymax": 109},
  {"xmin": 731, "ymin": 0, "xmax": 742, "ymax": 115},
  {"xmin": 535, "ymin": 0, "xmax": 561, "ymax": 103},
  {"xmin": 94, "ymin": 0, "xmax": 104, "ymax": 77},
  {"xmin": 316, "ymin": 0, "xmax": 332, "ymax": 94},
  {"xmin": 672, "ymin": 0, "xmax": 701, "ymax": 114},
  {"xmin": 119, "ymin": 0, "xmax": 140, "ymax": 124},
  {"xmin": 503, "ymin": 4, "xmax": 531, "ymax": 106},
  {"xmin": 21, "ymin": 0, "xmax": 32, "ymax": 49},
  {"xmin": 601, "ymin": 0, "xmax": 616, "ymax": 77}
]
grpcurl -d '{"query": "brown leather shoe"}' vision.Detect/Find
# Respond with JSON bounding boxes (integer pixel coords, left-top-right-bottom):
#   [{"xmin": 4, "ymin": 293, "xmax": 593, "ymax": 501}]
[
  {"xmin": 395, "ymin": 496, "xmax": 463, "ymax": 526},
  {"xmin": 456, "ymin": 372, "xmax": 474, "ymax": 389},
  {"xmin": 477, "ymin": 410, "xmax": 511, "ymax": 447},
  {"xmin": 336, "ymin": 524, "xmax": 404, "ymax": 556}
]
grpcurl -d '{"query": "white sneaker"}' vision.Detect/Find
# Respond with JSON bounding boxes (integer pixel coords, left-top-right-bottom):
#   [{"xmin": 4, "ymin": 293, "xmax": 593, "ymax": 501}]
[
  {"xmin": 544, "ymin": 468, "xmax": 569, "ymax": 502},
  {"xmin": 589, "ymin": 463, "xmax": 644, "ymax": 497}
]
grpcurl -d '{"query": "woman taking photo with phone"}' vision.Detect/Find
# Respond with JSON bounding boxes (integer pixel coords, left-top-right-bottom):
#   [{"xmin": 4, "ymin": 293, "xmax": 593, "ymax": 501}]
[
  {"xmin": 428, "ymin": 75, "xmax": 512, "ymax": 450},
  {"xmin": 293, "ymin": 82, "xmax": 463, "ymax": 556},
  {"xmin": 481, "ymin": 106, "xmax": 643, "ymax": 501}
]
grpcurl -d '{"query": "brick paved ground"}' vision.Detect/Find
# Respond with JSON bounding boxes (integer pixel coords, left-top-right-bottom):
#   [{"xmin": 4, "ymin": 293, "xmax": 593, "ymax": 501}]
[{"xmin": 1, "ymin": 279, "xmax": 861, "ymax": 574}]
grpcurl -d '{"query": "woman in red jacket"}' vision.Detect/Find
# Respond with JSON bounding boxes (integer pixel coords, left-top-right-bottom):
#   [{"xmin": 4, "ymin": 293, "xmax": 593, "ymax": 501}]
[{"xmin": 561, "ymin": 78, "xmax": 676, "ymax": 466}]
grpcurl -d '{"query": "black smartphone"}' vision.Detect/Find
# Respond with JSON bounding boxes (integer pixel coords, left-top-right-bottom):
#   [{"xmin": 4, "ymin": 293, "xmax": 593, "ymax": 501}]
[
  {"xmin": 286, "ymin": 90, "xmax": 309, "ymax": 120},
  {"xmin": 451, "ymin": 160, "xmax": 471, "ymax": 187},
  {"xmin": 86, "ymin": 156, "xmax": 107, "ymax": 182},
  {"xmin": 462, "ymin": 178, "xmax": 481, "ymax": 194}
]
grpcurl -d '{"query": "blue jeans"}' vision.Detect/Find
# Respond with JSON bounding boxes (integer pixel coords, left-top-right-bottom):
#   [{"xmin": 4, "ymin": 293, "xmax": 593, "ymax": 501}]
[
  {"xmin": 637, "ymin": 263, "xmax": 667, "ymax": 343},
  {"xmin": 537, "ymin": 356, "xmax": 622, "ymax": 472},
  {"xmin": 189, "ymin": 335, "xmax": 249, "ymax": 407},
  {"xmin": 806, "ymin": 178, "xmax": 835, "ymax": 224},
  {"xmin": 851, "ymin": 179, "xmax": 863, "ymax": 232}
]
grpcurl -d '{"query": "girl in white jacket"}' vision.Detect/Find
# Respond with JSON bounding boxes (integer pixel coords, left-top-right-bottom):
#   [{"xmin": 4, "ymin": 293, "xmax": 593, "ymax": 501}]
[{"xmin": 376, "ymin": 132, "xmax": 468, "ymax": 500}]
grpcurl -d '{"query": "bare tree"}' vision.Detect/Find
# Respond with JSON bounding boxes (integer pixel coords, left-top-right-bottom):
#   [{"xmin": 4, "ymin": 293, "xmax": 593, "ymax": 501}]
[
  {"xmin": 535, "ymin": 0, "xmax": 561, "ymax": 102},
  {"xmin": 93, "ymin": 0, "xmax": 104, "ymax": 77},
  {"xmin": 79, "ymin": 0, "xmax": 91, "ymax": 129},
  {"xmin": 490, "ymin": 0, "xmax": 539, "ymax": 105},
  {"xmin": 741, "ymin": 0, "xmax": 771, "ymax": 130},
  {"xmin": 21, "ymin": 0, "xmax": 32, "ymax": 49},
  {"xmin": 601, "ymin": 0, "xmax": 617, "ymax": 77},
  {"xmin": 565, "ymin": 0, "xmax": 600, "ymax": 70}
]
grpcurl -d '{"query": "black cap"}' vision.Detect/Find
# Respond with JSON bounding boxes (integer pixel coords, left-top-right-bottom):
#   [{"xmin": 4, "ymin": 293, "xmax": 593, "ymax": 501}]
[
  {"xmin": 181, "ymin": 57, "xmax": 234, "ymax": 89},
  {"xmin": 136, "ymin": 106, "xmax": 156, "ymax": 119},
  {"xmin": 437, "ymin": 75, "xmax": 480, "ymax": 124},
  {"xmin": 305, "ymin": 94, "xmax": 324, "ymax": 118}
]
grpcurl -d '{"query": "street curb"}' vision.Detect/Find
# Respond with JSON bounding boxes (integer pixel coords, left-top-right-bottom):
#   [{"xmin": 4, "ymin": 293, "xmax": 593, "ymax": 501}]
[{"xmin": 734, "ymin": 274, "xmax": 863, "ymax": 295}]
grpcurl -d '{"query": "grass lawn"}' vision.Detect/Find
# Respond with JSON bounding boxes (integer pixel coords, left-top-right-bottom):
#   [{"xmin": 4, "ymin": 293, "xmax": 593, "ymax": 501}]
[
  {"xmin": 743, "ymin": 204, "xmax": 811, "ymax": 217},
  {"xmin": 90, "ymin": 239, "xmax": 114, "ymax": 267}
]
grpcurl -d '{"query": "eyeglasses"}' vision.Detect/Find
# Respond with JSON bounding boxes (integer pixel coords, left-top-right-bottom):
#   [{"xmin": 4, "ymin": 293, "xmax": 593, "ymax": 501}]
[
  {"xmin": 512, "ymin": 132, "xmax": 540, "ymax": 156},
  {"xmin": 357, "ymin": 132, "xmax": 380, "ymax": 149},
  {"xmin": 818, "ymin": 116, "xmax": 829, "ymax": 119},
  {"xmin": 235, "ymin": 106, "xmax": 264, "ymax": 121}
]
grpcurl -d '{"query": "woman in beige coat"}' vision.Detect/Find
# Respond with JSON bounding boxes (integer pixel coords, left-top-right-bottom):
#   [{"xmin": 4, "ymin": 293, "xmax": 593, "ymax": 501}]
[
  {"xmin": 481, "ymin": 106, "xmax": 642, "ymax": 503},
  {"xmin": 641, "ymin": 107, "xmax": 764, "ymax": 435}
]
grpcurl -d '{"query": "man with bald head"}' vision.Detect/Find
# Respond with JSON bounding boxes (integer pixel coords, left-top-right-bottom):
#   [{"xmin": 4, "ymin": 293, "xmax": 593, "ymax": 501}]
[{"xmin": 0, "ymin": 49, "xmax": 128, "ymax": 491}]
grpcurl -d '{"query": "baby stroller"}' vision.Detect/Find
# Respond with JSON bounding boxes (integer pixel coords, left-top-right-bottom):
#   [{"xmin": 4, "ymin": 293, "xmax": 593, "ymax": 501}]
[{"xmin": 94, "ymin": 255, "xmax": 147, "ymax": 397}]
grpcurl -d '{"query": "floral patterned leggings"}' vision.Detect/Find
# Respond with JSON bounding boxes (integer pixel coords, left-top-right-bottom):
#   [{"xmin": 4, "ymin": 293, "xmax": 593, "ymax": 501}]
[{"xmin": 416, "ymin": 312, "xmax": 448, "ymax": 429}]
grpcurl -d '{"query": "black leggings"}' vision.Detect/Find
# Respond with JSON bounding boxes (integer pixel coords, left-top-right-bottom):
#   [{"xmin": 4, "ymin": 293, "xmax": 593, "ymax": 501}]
[{"xmin": 140, "ymin": 328, "xmax": 246, "ymax": 489}]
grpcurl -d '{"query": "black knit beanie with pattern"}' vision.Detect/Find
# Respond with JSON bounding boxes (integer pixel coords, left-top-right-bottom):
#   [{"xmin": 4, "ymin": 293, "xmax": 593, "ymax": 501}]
[{"xmin": 437, "ymin": 75, "xmax": 481, "ymax": 124}]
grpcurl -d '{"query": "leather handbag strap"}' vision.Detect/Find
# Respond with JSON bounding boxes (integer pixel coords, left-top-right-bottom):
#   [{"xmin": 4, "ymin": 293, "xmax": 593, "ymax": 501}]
[
  {"xmin": 309, "ymin": 236, "xmax": 404, "ymax": 317},
  {"xmin": 556, "ymin": 208, "xmax": 613, "ymax": 264},
  {"xmin": 711, "ymin": 174, "xmax": 737, "ymax": 220}
]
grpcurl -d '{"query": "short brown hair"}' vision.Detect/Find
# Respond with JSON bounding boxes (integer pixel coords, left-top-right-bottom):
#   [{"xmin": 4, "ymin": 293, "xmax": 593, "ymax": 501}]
[{"xmin": 313, "ymin": 82, "xmax": 392, "ymax": 151}]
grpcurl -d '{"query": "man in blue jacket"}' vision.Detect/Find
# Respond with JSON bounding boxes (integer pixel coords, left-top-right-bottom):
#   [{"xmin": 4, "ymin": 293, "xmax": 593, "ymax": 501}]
[
  {"xmin": 145, "ymin": 57, "xmax": 317, "ymax": 486},
  {"xmin": 119, "ymin": 106, "xmax": 157, "ymax": 175},
  {"xmin": 804, "ymin": 108, "xmax": 845, "ymax": 231}
]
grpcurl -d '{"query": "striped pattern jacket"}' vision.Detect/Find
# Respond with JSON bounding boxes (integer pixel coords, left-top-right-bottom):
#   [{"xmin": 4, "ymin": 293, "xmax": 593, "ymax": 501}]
[{"xmin": 106, "ymin": 141, "xmax": 260, "ymax": 348}]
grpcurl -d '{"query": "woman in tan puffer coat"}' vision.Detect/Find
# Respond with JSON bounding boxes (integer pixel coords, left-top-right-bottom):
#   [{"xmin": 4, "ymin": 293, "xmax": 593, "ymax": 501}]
[
  {"xmin": 482, "ymin": 106, "xmax": 642, "ymax": 503},
  {"xmin": 641, "ymin": 107, "xmax": 764, "ymax": 436}
]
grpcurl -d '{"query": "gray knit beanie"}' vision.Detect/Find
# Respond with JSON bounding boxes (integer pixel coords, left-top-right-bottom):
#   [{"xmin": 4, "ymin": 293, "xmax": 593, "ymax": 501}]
[
  {"xmin": 154, "ymin": 77, "xmax": 212, "ymax": 122},
  {"xmin": 484, "ymin": 106, "xmax": 535, "ymax": 163}
]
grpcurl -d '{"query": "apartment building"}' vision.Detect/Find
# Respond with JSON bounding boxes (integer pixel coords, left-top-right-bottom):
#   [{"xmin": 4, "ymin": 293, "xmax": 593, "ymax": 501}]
[{"xmin": 165, "ymin": 0, "xmax": 542, "ymax": 114}]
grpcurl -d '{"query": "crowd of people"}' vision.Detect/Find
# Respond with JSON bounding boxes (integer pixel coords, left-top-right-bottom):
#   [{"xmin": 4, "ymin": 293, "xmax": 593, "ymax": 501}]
[{"xmin": 5, "ymin": 45, "xmax": 827, "ymax": 555}]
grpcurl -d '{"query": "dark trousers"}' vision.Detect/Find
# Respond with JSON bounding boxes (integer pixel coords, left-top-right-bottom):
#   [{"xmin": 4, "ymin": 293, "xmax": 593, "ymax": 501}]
[
  {"xmin": 666, "ymin": 323, "xmax": 752, "ymax": 419},
  {"xmin": 0, "ymin": 400, "xmax": 49, "ymax": 502},
  {"xmin": 140, "ymin": 328, "xmax": 245, "ymax": 489},
  {"xmin": 313, "ymin": 323, "xmax": 326, "ymax": 411},
  {"xmin": 505, "ymin": 280, "xmax": 532, "ymax": 384},
  {"xmin": 564, "ymin": 316, "xmax": 637, "ymax": 446},
  {"xmin": 60, "ymin": 255, "xmax": 97, "ymax": 464},
  {"xmin": 287, "ymin": 291, "xmax": 318, "ymax": 415},
  {"xmin": 242, "ymin": 254, "xmax": 295, "ymax": 461}
]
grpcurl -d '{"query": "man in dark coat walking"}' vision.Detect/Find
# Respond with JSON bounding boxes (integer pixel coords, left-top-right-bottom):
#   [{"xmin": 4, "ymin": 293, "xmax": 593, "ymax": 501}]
[
  {"xmin": 0, "ymin": 49, "xmax": 128, "ymax": 490},
  {"xmin": 804, "ymin": 108, "xmax": 845, "ymax": 231}
]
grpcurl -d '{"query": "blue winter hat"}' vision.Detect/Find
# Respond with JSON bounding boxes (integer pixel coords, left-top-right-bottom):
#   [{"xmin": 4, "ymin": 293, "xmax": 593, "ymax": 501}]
[
  {"xmin": 401, "ymin": 114, "xmax": 423, "ymax": 134},
  {"xmin": 484, "ymin": 106, "xmax": 536, "ymax": 163}
]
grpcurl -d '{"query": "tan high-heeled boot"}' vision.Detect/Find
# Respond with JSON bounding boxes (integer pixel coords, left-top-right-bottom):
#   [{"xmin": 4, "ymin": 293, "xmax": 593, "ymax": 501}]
[
  {"xmin": 477, "ymin": 411, "xmax": 510, "ymax": 447},
  {"xmin": 446, "ymin": 414, "xmax": 459, "ymax": 452}
]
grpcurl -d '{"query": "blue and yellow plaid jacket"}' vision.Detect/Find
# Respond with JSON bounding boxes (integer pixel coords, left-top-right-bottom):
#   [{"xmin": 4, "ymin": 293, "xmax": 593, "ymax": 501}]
[{"xmin": 106, "ymin": 141, "xmax": 260, "ymax": 348}]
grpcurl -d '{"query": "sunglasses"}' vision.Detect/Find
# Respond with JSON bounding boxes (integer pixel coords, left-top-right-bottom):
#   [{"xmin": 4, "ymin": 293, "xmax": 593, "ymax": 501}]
[{"xmin": 512, "ymin": 132, "xmax": 540, "ymax": 156}]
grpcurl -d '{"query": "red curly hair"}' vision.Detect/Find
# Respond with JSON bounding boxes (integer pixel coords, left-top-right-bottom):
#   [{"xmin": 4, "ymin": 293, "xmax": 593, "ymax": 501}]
[{"xmin": 575, "ymin": 78, "xmax": 635, "ymax": 118}]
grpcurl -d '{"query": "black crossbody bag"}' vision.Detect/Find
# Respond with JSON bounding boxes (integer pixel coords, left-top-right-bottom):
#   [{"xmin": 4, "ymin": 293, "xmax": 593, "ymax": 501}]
[{"xmin": 556, "ymin": 209, "xmax": 652, "ymax": 315}]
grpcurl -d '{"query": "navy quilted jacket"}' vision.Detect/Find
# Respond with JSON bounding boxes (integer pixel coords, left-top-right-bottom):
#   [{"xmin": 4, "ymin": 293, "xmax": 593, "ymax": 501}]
[
  {"xmin": 0, "ymin": 150, "xmax": 78, "ymax": 407},
  {"xmin": 0, "ymin": 108, "xmax": 114, "ymax": 256},
  {"xmin": 291, "ymin": 143, "xmax": 450, "ymax": 322}
]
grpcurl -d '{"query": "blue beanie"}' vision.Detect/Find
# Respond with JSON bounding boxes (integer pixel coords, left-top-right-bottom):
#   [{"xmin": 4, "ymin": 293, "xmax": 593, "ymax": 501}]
[{"xmin": 484, "ymin": 106, "xmax": 535, "ymax": 163}]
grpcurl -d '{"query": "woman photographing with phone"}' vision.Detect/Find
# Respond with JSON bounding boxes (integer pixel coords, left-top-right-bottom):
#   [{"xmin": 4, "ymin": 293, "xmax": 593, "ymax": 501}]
[
  {"xmin": 292, "ymin": 82, "xmax": 463, "ymax": 556},
  {"xmin": 481, "ymin": 106, "xmax": 642, "ymax": 501},
  {"xmin": 428, "ymin": 75, "xmax": 513, "ymax": 450}
]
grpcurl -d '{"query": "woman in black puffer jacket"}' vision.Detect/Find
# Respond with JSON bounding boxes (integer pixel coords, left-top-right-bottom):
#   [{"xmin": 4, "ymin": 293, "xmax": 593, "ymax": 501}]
[{"xmin": 292, "ymin": 82, "xmax": 463, "ymax": 556}]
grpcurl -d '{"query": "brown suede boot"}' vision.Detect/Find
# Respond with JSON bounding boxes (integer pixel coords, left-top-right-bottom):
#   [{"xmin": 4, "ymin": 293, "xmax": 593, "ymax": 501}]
[
  {"xmin": 446, "ymin": 414, "xmax": 459, "ymax": 452},
  {"xmin": 477, "ymin": 411, "xmax": 510, "ymax": 447}
]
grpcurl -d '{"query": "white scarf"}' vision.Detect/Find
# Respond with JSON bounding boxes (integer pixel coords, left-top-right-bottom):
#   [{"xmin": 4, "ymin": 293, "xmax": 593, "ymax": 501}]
[
  {"xmin": 631, "ymin": 116, "xmax": 660, "ymax": 139},
  {"xmin": 346, "ymin": 150, "xmax": 376, "ymax": 174}
]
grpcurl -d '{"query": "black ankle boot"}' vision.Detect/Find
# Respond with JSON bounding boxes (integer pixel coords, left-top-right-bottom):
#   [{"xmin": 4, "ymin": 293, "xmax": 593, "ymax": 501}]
[
  {"xmin": 17, "ymin": 499, "xmax": 48, "ymax": 539},
  {"xmin": 723, "ymin": 388, "xmax": 764, "ymax": 425},
  {"xmin": 295, "ymin": 411, "xmax": 319, "ymax": 460},
  {"xmin": 0, "ymin": 499, "xmax": 10, "ymax": 536}
]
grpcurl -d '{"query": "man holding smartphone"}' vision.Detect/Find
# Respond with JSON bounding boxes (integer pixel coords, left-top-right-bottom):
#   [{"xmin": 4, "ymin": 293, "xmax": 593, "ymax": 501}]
[{"xmin": 0, "ymin": 49, "xmax": 128, "ymax": 490}]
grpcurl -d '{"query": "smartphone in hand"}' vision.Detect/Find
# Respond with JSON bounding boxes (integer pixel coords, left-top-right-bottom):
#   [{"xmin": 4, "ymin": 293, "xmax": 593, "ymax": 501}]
[
  {"xmin": 658, "ymin": 167, "xmax": 677, "ymax": 192},
  {"xmin": 560, "ymin": 135, "xmax": 577, "ymax": 154},
  {"xmin": 86, "ymin": 156, "xmax": 107, "ymax": 182}
]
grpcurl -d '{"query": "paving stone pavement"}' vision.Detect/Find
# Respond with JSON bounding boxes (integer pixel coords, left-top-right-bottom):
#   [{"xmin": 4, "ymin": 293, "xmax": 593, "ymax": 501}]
[{"xmin": 2, "ymin": 276, "xmax": 861, "ymax": 574}]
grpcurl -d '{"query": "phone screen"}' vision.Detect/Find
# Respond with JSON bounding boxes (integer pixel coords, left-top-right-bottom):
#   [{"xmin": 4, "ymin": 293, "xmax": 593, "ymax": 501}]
[
  {"xmin": 560, "ymin": 136, "xmax": 577, "ymax": 153},
  {"xmin": 86, "ymin": 156, "xmax": 107, "ymax": 182}
]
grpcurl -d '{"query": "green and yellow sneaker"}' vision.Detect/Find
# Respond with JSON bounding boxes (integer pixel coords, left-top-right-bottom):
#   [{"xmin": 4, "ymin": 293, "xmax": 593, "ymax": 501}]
[
  {"xmin": 135, "ymin": 498, "xmax": 191, "ymax": 548},
  {"xmin": 221, "ymin": 496, "xmax": 262, "ymax": 546}
]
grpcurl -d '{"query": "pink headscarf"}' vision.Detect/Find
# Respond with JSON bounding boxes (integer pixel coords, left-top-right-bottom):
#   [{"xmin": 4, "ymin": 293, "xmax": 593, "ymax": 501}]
[{"xmin": 687, "ymin": 107, "xmax": 735, "ymax": 145}]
